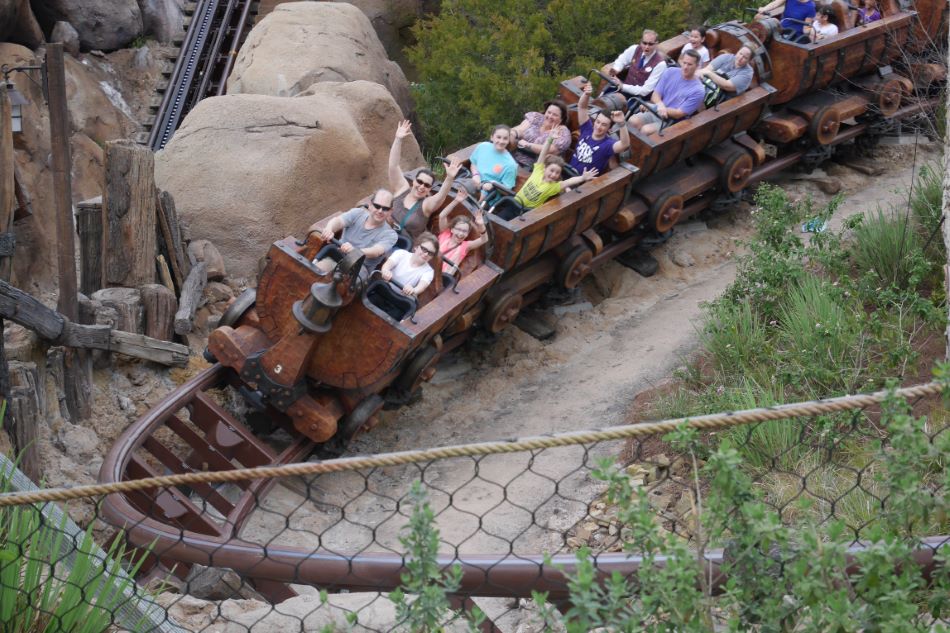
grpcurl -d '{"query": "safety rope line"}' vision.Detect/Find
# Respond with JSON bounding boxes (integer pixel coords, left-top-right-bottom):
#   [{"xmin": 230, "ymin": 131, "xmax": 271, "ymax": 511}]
[{"xmin": 0, "ymin": 381, "xmax": 943, "ymax": 508}]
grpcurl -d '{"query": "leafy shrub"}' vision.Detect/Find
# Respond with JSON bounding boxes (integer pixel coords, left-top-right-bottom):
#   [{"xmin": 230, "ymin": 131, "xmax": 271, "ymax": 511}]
[
  {"xmin": 849, "ymin": 208, "xmax": 928, "ymax": 290},
  {"xmin": 909, "ymin": 161, "xmax": 946, "ymax": 261}
]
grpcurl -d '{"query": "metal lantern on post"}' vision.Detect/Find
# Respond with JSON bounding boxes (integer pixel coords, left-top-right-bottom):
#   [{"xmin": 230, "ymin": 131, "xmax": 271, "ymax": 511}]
[{"xmin": 5, "ymin": 82, "xmax": 28, "ymax": 134}]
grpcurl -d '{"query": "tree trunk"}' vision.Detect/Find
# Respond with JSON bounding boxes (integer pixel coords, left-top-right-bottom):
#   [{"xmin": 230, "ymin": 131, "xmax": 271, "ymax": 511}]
[{"xmin": 102, "ymin": 141, "xmax": 157, "ymax": 288}]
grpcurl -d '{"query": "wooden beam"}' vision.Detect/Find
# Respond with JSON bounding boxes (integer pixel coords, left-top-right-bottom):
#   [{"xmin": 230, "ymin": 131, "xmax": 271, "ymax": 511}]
[
  {"xmin": 102, "ymin": 140, "xmax": 157, "ymax": 288},
  {"xmin": 156, "ymin": 190, "xmax": 186, "ymax": 289},
  {"xmin": 0, "ymin": 279, "xmax": 188, "ymax": 366},
  {"xmin": 76, "ymin": 198, "xmax": 103, "ymax": 295},
  {"xmin": 174, "ymin": 262, "xmax": 207, "ymax": 335},
  {"xmin": 46, "ymin": 43, "xmax": 78, "ymax": 322},
  {"xmin": 0, "ymin": 82, "xmax": 14, "ymax": 282}
]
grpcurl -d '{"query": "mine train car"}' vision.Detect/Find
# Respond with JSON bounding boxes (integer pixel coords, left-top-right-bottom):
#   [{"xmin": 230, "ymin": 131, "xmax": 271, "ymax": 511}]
[{"xmin": 206, "ymin": 0, "xmax": 945, "ymax": 448}]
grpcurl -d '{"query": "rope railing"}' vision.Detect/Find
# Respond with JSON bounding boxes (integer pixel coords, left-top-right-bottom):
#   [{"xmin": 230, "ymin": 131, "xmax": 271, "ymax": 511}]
[{"xmin": 0, "ymin": 380, "xmax": 942, "ymax": 508}]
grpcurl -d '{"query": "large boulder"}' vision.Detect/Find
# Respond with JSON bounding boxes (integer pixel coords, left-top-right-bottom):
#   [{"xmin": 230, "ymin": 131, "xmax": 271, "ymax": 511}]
[
  {"xmin": 155, "ymin": 81, "xmax": 425, "ymax": 278},
  {"xmin": 137, "ymin": 0, "xmax": 184, "ymax": 43},
  {"xmin": 2, "ymin": 43, "xmax": 137, "ymax": 290},
  {"xmin": 31, "ymin": 0, "xmax": 143, "ymax": 51},
  {"xmin": 0, "ymin": 0, "xmax": 43, "ymax": 46},
  {"xmin": 328, "ymin": 0, "xmax": 429, "ymax": 70},
  {"xmin": 227, "ymin": 2, "xmax": 411, "ymax": 115}
]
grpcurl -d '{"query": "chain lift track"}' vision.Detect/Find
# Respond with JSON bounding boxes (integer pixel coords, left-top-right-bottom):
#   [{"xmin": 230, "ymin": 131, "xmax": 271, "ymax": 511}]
[{"xmin": 145, "ymin": 0, "xmax": 257, "ymax": 151}]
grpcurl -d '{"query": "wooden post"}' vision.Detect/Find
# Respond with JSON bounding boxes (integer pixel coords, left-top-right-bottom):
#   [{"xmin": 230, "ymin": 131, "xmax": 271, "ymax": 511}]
[
  {"xmin": 141, "ymin": 284, "xmax": 177, "ymax": 341},
  {"xmin": 1, "ymin": 80, "xmax": 17, "ymax": 441},
  {"xmin": 102, "ymin": 141, "xmax": 157, "ymax": 288},
  {"xmin": 0, "ymin": 82, "xmax": 15, "ymax": 282},
  {"xmin": 76, "ymin": 197, "xmax": 103, "ymax": 295},
  {"xmin": 8, "ymin": 362, "xmax": 41, "ymax": 481},
  {"xmin": 156, "ymin": 190, "xmax": 188, "ymax": 289},
  {"xmin": 47, "ymin": 44, "xmax": 92, "ymax": 422},
  {"xmin": 174, "ymin": 262, "xmax": 207, "ymax": 335},
  {"xmin": 47, "ymin": 43, "xmax": 78, "ymax": 321}
]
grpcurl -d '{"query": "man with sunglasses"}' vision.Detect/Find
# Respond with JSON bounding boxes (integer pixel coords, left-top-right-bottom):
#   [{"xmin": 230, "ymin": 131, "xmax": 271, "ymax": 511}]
[
  {"xmin": 389, "ymin": 120, "xmax": 463, "ymax": 238},
  {"xmin": 316, "ymin": 188, "xmax": 398, "ymax": 275},
  {"xmin": 603, "ymin": 29, "xmax": 668, "ymax": 98}
]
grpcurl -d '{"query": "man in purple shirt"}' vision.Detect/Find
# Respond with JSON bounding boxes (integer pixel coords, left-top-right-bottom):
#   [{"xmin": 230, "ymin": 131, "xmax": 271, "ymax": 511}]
[
  {"xmin": 568, "ymin": 81, "xmax": 631, "ymax": 175},
  {"xmin": 629, "ymin": 49, "xmax": 705, "ymax": 136}
]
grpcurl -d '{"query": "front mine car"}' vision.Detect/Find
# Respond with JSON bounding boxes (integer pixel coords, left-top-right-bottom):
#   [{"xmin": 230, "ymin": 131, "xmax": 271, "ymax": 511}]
[{"xmin": 207, "ymin": 196, "xmax": 501, "ymax": 450}]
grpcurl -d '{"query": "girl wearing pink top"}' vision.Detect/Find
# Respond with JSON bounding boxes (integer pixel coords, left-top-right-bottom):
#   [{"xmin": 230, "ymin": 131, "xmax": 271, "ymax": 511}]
[{"xmin": 437, "ymin": 190, "xmax": 489, "ymax": 273}]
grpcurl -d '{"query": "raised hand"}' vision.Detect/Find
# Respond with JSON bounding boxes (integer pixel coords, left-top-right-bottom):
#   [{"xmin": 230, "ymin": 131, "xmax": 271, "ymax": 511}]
[
  {"xmin": 610, "ymin": 110, "xmax": 625, "ymax": 124},
  {"xmin": 583, "ymin": 167, "xmax": 599, "ymax": 181},
  {"xmin": 395, "ymin": 120, "xmax": 413, "ymax": 139},
  {"xmin": 446, "ymin": 157, "xmax": 463, "ymax": 179},
  {"xmin": 582, "ymin": 82, "xmax": 593, "ymax": 97},
  {"xmin": 454, "ymin": 189, "xmax": 469, "ymax": 203}
]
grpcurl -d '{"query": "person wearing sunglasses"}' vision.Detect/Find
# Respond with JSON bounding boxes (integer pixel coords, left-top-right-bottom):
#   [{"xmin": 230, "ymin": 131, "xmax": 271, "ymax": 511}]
[
  {"xmin": 380, "ymin": 232, "xmax": 439, "ymax": 298},
  {"xmin": 314, "ymin": 189, "xmax": 398, "ymax": 275},
  {"xmin": 389, "ymin": 120, "xmax": 463, "ymax": 239},
  {"xmin": 602, "ymin": 29, "xmax": 668, "ymax": 98}
]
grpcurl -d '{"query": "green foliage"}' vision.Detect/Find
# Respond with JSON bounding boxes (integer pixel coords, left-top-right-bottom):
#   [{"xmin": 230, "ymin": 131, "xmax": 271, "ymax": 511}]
[
  {"xmin": 389, "ymin": 481, "xmax": 483, "ymax": 632},
  {"xmin": 0, "ymin": 476, "xmax": 151, "ymax": 632},
  {"xmin": 849, "ymin": 208, "xmax": 929, "ymax": 291},
  {"xmin": 407, "ymin": 0, "xmax": 690, "ymax": 152},
  {"xmin": 909, "ymin": 161, "xmax": 946, "ymax": 262}
]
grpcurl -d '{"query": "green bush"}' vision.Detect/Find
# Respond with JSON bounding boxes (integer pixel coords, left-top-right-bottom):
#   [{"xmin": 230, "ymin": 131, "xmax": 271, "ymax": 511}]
[
  {"xmin": 909, "ymin": 162, "xmax": 946, "ymax": 262},
  {"xmin": 850, "ymin": 208, "xmax": 928, "ymax": 291}
]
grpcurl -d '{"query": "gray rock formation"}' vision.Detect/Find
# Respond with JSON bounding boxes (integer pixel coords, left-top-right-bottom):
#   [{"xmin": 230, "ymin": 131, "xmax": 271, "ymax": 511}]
[
  {"xmin": 50, "ymin": 20, "xmax": 80, "ymax": 55},
  {"xmin": 32, "ymin": 0, "xmax": 143, "ymax": 51},
  {"xmin": 227, "ymin": 2, "xmax": 412, "ymax": 115},
  {"xmin": 137, "ymin": 0, "xmax": 184, "ymax": 43},
  {"xmin": 155, "ymin": 81, "xmax": 424, "ymax": 278},
  {"xmin": 0, "ymin": 0, "xmax": 43, "ymax": 47}
]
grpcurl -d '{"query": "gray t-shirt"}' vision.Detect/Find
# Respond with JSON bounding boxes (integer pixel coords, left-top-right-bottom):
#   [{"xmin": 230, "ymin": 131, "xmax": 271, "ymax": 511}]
[
  {"xmin": 711, "ymin": 54, "xmax": 754, "ymax": 95},
  {"xmin": 339, "ymin": 207, "xmax": 398, "ymax": 270}
]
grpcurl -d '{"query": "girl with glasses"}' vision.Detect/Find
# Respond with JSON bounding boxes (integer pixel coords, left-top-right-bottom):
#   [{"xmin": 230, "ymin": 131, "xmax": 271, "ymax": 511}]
[
  {"xmin": 437, "ymin": 190, "xmax": 489, "ymax": 274},
  {"xmin": 380, "ymin": 232, "xmax": 439, "ymax": 298}
]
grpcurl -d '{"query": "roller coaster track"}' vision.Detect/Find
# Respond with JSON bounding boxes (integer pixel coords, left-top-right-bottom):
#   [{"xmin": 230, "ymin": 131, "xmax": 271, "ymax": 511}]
[{"xmin": 144, "ymin": 0, "xmax": 258, "ymax": 151}]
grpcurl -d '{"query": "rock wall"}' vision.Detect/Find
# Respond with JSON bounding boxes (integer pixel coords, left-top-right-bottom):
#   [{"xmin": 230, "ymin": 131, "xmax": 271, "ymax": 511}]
[
  {"xmin": 154, "ymin": 81, "xmax": 425, "ymax": 278},
  {"xmin": 227, "ymin": 2, "xmax": 412, "ymax": 114}
]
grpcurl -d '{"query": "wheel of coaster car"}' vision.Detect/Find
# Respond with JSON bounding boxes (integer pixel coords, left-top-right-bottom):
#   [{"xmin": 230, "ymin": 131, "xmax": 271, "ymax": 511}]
[
  {"xmin": 875, "ymin": 78, "xmax": 903, "ymax": 117},
  {"xmin": 483, "ymin": 289, "xmax": 523, "ymax": 334},
  {"xmin": 219, "ymin": 288, "xmax": 257, "ymax": 328},
  {"xmin": 338, "ymin": 394, "xmax": 385, "ymax": 443},
  {"xmin": 808, "ymin": 106, "xmax": 841, "ymax": 145},
  {"xmin": 647, "ymin": 192, "xmax": 684, "ymax": 234},
  {"xmin": 557, "ymin": 246, "xmax": 594, "ymax": 290},
  {"xmin": 392, "ymin": 345, "xmax": 440, "ymax": 396},
  {"xmin": 720, "ymin": 151, "xmax": 754, "ymax": 194}
]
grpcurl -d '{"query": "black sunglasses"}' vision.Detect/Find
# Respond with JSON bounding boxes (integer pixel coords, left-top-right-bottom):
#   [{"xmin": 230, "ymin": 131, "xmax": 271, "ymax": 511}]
[
  {"xmin": 415, "ymin": 178, "xmax": 434, "ymax": 188},
  {"xmin": 371, "ymin": 201, "xmax": 392, "ymax": 212},
  {"xmin": 419, "ymin": 245, "xmax": 436, "ymax": 256}
]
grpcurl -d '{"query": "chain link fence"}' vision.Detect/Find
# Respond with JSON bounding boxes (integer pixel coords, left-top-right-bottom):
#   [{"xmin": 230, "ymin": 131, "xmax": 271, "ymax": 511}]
[{"xmin": 0, "ymin": 379, "xmax": 947, "ymax": 632}]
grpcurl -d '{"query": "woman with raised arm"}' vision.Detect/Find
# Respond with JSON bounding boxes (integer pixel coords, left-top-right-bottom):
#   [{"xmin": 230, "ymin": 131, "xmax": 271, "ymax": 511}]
[
  {"xmin": 437, "ymin": 190, "xmax": 489, "ymax": 273},
  {"xmin": 510, "ymin": 99, "xmax": 572, "ymax": 169},
  {"xmin": 388, "ymin": 120, "xmax": 462, "ymax": 238}
]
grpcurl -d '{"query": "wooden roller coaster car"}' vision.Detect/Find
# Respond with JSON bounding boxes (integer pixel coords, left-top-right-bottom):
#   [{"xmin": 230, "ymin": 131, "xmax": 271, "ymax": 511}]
[{"xmin": 208, "ymin": 225, "xmax": 502, "ymax": 445}]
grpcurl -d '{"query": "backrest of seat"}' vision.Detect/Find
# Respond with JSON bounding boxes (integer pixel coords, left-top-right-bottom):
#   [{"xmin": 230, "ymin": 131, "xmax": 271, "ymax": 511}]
[{"xmin": 827, "ymin": 0, "xmax": 850, "ymax": 29}]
